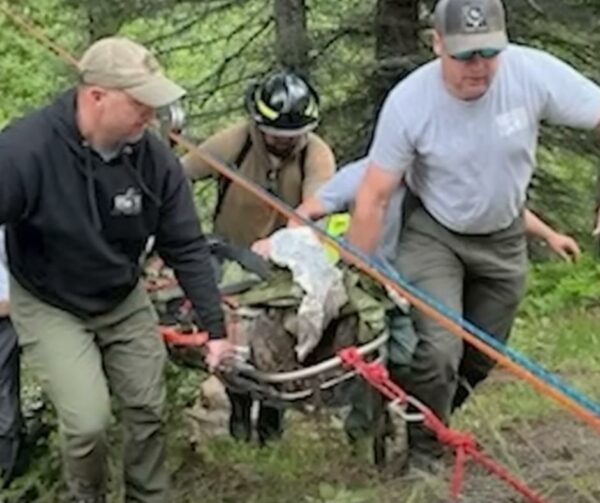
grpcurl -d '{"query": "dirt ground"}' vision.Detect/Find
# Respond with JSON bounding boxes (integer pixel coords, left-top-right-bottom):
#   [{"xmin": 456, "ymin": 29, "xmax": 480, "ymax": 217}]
[
  {"xmin": 457, "ymin": 417, "xmax": 600, "ymax": 503},
  {"xmin": 173, "ymin": 376, "xmax": 600, "ymax": 503}
]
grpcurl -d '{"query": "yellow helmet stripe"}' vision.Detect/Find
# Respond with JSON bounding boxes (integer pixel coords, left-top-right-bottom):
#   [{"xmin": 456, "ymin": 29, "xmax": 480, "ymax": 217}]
[
  {"xmin": 305, "ymin": 98, "xmax": 319, "ymax": 119},
  {"xmin": 256, "ymin": 96, "xmax": 279, "ymax": 120}
]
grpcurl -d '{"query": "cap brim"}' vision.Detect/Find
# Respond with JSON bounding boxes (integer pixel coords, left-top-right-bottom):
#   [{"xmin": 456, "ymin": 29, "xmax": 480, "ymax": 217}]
[
  {"xmin": 125, "ymin": 74, "xmax": 186, "ymax": 108},
  {"xmin": 444, "ymin": 31, "xmax": 508, "ymax": 56}
]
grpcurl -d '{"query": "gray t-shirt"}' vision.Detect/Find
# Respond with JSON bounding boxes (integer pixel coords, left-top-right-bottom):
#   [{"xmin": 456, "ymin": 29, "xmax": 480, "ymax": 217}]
[
  {"xmin": 369, "ymin": 44, "xmax": 600, "ymax": 233},
  {"xmin": 316, "ymin": 158, "xmax": 405, "ymax": 262}
]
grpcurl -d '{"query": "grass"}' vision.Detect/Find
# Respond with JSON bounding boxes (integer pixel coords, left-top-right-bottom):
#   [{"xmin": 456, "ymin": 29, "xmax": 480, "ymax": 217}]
[
  {"xmin": 162, "ymin": 257, "xmax": 600, "ymax": 503},
  {"xmin": 4, "ymin": 257, "xmax": 600, "ymax": 502},
  {"xmin": 160, "ymin": 296, "xmax": 600, "ymax": 503}
]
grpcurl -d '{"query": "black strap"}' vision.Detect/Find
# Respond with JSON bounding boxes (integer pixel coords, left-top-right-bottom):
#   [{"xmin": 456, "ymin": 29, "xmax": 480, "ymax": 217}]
[
  {"xmin": 206, "ymin": 234, "xmax": 272, "ymax": 280},
  {"xmin": 205, "ymin": 234, "xmax": 272, "ymax": 295},
  {"xmin": 299, "ymin": 144, "xmax": 307, "ymax": 181},
  {"xmin": 215, "ymin": 134, "xmax": 253, "ymax": 217},
  {"xmin": 214, "ymin": 133, "xmax": 308, "ymax": 218}
]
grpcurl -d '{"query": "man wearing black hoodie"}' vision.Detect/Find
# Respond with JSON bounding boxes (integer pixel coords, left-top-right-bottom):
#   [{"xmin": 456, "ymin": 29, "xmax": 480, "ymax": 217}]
[{"xmin": 0, "ymin": 37, "xmax": 231, "ymax": 503}]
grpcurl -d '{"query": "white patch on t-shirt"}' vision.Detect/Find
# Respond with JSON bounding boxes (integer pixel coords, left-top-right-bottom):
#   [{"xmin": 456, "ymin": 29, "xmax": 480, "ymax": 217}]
[{"xmin": 496, "ymin": 107, "xmax": 528, "ymax": 137}]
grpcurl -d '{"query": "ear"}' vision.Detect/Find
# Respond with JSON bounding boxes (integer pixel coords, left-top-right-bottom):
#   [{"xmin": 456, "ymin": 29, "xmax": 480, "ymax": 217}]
[
  {"xmin": 87, "ymin": 86, "xmax": 107, "ymax": 103},
  {"xmin": 432, "ymin": 31, "xmax": 443, "ymax": 57}
]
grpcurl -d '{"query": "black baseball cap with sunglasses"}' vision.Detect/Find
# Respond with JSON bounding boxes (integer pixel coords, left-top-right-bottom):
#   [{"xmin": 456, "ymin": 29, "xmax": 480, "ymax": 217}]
[{"xmin": 434, "ymin": 0, "xmax": 508, "ymax": 61}]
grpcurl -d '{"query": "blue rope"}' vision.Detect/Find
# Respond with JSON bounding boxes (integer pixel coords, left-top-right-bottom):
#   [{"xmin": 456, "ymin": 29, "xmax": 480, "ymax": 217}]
[
  {"xmin": 338, "ymin": 238, "xmax": 600, "ymax": 418},
  {"xmin": 203, "ymin": 150, "xmax": 600, "ymax": 418}
]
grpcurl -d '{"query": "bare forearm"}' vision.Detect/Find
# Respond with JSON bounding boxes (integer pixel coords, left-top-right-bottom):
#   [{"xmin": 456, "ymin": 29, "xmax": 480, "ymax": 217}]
[
  {"xmin": 526, "ymin": 209, "xmax": 581, "ymax": 261},
  {"xmin": 346, "ymin": 200, "xmax": 385, "ymax": 254},
  {"xmin": 180, "ymin": 152, "xmax": 214, "ymax": 180},
  {"xmin": 346, "ymin": 162, "xmax": 399, "ymax": 254},
  {"xmin": 524, "ymin": 209, "xmax": 556, "ymax": 241},
  {"xmin": 0, "ymin": 301, "xmax": 9, "ymax": 317}
]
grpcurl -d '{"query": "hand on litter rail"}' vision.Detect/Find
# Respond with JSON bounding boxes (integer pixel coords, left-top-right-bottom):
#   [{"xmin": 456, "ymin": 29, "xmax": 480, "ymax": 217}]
[
  {"xmin": 204, "ymin": 339, "xmax": 250, "ymax": 372},
  {"xmin": 204, "ymin": 338, "xmax": 235, "ymax": 372}
]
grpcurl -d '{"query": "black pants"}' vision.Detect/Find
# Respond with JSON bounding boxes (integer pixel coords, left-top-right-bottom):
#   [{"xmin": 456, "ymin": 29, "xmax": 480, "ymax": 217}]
[
  {"xmin": 0, "ymin": 317, "xmax": 22, "ymax": 483},
  {"xmin": 226, "ymin": 389, "xmax": 284, "ymax": 445}
]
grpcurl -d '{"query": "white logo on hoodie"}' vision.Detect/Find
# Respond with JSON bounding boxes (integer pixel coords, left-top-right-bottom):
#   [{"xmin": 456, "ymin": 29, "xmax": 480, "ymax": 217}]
[{"xmin": 112, "ymin": 187, "xmax": 142, "ymax": 216}]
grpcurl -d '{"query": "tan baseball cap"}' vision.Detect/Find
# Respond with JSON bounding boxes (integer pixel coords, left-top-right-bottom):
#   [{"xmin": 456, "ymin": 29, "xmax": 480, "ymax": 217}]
[
  {"xmin": 434, "ymin": 0, "xmax": 508, "ymax": 56},
  {"xmin": 78, "ymin": 36, "xmax": 185, "ymax": 108}
]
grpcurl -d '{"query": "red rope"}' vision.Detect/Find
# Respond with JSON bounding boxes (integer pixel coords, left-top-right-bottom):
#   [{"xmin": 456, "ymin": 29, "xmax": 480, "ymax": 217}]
[
  {"xmin": 158, "ymin": 328, "xmax": 549, "ymax": 502},
  {"xmin": 160, "ymin": 326, "xmax": 208, "ymax": 346},
  {"xmin": 338, "ymin": 347, "xmax": 549, "ymax": 503},
  {"xmin": 452, "ymin": 445, "xmax": 467, "ymax": 499}
]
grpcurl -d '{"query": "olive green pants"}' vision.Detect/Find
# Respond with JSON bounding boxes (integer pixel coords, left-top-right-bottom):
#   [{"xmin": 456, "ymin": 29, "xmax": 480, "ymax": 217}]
[{"xmin": 10, "ymin": 278, "xmax": 169, "ymax": 502}]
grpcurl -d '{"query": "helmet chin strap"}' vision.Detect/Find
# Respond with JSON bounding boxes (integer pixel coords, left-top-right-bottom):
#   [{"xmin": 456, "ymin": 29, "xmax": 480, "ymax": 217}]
[
  {"xmin": 264, "ymin": 142, "xmax": 294, "ymax": 159},
  {"xmin": 261, "ymin": 131, "xmax": 300, "ymax": 158}
]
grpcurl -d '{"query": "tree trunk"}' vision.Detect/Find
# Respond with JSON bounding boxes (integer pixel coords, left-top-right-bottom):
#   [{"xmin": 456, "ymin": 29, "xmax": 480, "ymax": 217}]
[
  {"xmin": 86, "ymin": 0, "xmax": 127, "ymax": 42},
  {"xmin": 273, "ymin": 0, "xmax": 309, "ymax": 76},
  {"xmin": 372, "ymin": 0, "xmax": 420, "ymax": 112}
]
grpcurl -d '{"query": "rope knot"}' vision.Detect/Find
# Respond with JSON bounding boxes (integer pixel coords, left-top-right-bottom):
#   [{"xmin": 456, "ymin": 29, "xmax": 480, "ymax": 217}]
[
  {"xmin": 437, "ymin": 428, "xmax": 477, "ymax": 451},
  {"xmin": 338, "ymin": 347, "xmax": 361, "ymax": 365}
]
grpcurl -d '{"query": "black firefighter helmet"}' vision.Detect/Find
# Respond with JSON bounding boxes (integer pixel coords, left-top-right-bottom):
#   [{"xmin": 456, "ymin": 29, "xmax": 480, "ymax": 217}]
[{"xmin": 244, "ymin": 71, "xmax": 320, "ymax": 136}]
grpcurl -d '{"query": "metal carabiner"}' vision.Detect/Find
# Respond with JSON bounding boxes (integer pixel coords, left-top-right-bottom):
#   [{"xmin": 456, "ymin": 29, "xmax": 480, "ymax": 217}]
[{"xmin": 387, "ymin": 398, "xmax": 425, "ymax": 423}]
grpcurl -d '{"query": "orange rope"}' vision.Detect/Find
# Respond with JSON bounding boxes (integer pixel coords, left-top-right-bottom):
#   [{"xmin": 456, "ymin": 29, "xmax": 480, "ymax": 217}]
[
  {"xmin": 0, "ymin": 4, "xmax": 79, "ymax": 67},
  {"xmin": 3, "ymin": 3, "xmax": 600, "ymax": 435},
  {"xmin": 173, "ymin": 135, "xmax": 600, "ymax": 434},
  {"xmin": 339, "ymin": 347, "xmax": 549, "ymax": 503}
]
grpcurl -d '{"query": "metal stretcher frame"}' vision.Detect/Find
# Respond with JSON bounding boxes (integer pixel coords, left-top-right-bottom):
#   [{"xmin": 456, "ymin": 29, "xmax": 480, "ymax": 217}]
[{"xmin": 161, "ymin": 325, "xmax": 389, "ymax": 404}]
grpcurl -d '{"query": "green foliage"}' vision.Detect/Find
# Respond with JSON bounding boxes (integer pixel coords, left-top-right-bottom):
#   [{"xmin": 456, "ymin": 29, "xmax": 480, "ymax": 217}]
[
  {"xmin": 193, "ymin": 180, "xmax": 217, "ymax": 231},
  {"xmin": 528, "ymin": 143, "xmax": 597, "ymax": 252},
  {"xmin": 0, "ymin": 420, "xmax": 63, "ymax": 502},
  {"xmin": 164, "ymin": 361, "xmax": 204, "ymax": 419},
  {"xmin": 123, "ymin": 1, "xmax": 274, "ymax": 138},
  {"xmin": 305, "ymin": 483, "xmax": 377, "ymax": 503},
  {"xmin": 3, "ymin": 0, "xmax": 600, "ymax": 239},
  {"xmin": 0, "ymin": 1, "xmax": 93, "ymax": 121},
  {"xmin": 3, "ymin": 2, "xmax": 600, "ymax": 501},
  {"xmin": 520, "ymin": 253, "xmax": 600, "ymax": 318}
]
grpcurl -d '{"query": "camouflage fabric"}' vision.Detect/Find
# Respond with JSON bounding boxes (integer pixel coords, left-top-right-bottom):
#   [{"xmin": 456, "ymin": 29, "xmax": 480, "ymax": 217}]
[
  {"xmin": 148, "ymin": 255, "xmax": 408, "ymax": 395},
  {"xmin": 223, "ymin": 261, "xmax": 392, "ymax": 341}
]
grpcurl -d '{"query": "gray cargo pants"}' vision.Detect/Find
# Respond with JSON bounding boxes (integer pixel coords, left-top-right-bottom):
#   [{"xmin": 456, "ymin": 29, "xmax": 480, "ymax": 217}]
[{"xmin": 395, "ymin": 206, "xmax": 527, "ymax": 456}]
